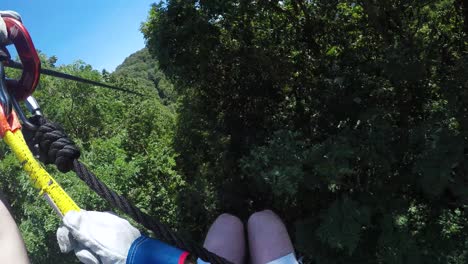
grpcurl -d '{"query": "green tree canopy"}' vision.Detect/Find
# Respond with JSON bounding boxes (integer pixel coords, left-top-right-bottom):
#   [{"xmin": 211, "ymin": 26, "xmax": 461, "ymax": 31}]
[{"xmin": 143, "ymin": 0, "xmax": 468, "ymax": 262}]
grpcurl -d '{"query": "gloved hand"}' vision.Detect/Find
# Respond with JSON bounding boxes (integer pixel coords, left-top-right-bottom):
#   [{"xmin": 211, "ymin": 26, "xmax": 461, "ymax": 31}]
[
  {"xmin": 57, "ymin": 210, "xmax": 141, "ymax": 264},
  {"xmin": 0, "ymin": 10, "xmax": 22, "ymax": 45}
]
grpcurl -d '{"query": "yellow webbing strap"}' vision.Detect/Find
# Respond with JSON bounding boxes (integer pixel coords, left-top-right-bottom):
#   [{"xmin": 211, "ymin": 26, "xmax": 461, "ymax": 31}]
[{"xmin": 3, "ymin": 129, "xmax": 80, "ymax": 215}]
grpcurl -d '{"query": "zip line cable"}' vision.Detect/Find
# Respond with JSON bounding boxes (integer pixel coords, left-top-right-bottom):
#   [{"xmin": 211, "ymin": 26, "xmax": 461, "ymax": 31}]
[{"xmin": 6, "ymin": 60, "xmax": 144, "ymax": 96}]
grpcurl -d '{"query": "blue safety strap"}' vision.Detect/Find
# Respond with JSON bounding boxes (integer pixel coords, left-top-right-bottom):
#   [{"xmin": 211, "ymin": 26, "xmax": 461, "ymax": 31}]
[{"xmin": 127, "ymin": 235, "xmax": 189, "ymax": 264}]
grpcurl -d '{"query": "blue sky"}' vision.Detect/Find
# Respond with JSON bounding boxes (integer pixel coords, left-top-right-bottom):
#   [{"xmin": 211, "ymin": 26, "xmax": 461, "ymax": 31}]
[{"xmin": 2, "ymin": 0, "xmax": 155, "ymax": 71}]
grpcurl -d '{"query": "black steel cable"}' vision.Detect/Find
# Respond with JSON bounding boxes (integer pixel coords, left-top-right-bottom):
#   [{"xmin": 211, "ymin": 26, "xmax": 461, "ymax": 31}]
[
  {"xmin": 6, "ymin": 60, "xmax": 144, "ymax": 96},
  {"xmin": 72, "ymin": 160, "xmax": 229, "ymax": 264}
]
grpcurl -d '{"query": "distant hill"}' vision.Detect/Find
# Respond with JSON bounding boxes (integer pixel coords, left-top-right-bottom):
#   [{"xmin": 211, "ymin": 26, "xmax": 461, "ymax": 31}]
[{"xmin": 113, "ymin": 48, "xmax": 176, "ymax": 105}]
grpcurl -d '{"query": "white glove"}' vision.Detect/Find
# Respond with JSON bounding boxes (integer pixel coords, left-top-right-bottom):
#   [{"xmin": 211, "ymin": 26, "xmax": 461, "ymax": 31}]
[
  {"xmin": 57, "ymin": 210, "xmax": 141, "ymax": 264},
  {"xmin": 0, "ymin": 10, "xmax": 22, "ymax": 45}
]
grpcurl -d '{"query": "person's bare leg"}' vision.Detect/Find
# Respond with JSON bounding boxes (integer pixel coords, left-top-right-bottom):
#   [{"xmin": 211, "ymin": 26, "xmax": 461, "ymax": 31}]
[
  {"xmin": 248, "ymin": 210, "xmax": 296, "ymax": 264},
  {"xmin": 0, "ymin": 193, "xmax": 30, "ymax": 264},
  {"xmin": 202, "ymin": 213, "xmax": 245, "ymax": 264}
]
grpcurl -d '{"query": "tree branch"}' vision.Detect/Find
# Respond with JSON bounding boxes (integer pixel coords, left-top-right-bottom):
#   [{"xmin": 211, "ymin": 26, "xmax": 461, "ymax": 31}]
[{"xmin": 456, "ymin": 0, "xmax": 468, "ymax": 34}]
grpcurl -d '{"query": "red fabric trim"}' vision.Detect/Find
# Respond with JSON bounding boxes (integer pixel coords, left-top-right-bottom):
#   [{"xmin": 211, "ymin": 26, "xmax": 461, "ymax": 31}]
[
  {"xmin": 0, "ymin": 108, "xmax": 21, "ymax": 137},
  {"xmin": 178, "ymin": 251, "xmax": 190, "ymax": 264}
]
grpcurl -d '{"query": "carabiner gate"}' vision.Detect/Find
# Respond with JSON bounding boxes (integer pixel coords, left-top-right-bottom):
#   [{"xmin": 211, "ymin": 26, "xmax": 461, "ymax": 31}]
[{"xmin": 0, "ymin": 62, "xmax": 12, "ymax": 118}]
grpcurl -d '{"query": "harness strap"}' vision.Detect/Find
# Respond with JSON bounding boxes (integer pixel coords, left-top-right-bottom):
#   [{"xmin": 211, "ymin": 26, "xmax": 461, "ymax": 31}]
[{"xmin": 3, "ymin": 129, "xmax": 80, "ymax": 216}]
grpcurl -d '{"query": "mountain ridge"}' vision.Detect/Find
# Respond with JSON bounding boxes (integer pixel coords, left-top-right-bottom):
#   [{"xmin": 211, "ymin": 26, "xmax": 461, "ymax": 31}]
[{"xmin": 113, "ymin": 48, "xmax": 176, "ymax": 105}]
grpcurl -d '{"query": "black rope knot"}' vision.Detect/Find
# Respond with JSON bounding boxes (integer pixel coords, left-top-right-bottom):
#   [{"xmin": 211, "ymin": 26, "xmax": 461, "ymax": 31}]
[{"xmin": 26, "ymin": 116, "xmax": 80, "ymax": 173}]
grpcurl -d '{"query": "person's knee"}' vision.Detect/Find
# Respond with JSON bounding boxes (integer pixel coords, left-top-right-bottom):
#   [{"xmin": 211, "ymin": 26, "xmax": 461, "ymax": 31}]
[
  {"xmin": 247, "ymin": 210, "xmax": 295, "ymax": 264},
  {"xmin": 204, "ymin": 213, "xmax": 246, "ymax": 264},
  {"xmin": 248, "ymin": 210, "xmax": 280, "ymax": 228},
  {"xmin": 205, "ymin": 213, "xmax": 244, "ymax": 245},
  {"xmin": 215, "ymin": 213, "xmax": 243, "ymax": 229},
  {"xmin": 248, "ymin": 210, "xmax": 287, "ymax": 239}
]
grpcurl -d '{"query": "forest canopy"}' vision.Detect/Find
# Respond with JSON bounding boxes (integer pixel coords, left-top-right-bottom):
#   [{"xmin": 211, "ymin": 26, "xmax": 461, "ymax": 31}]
[
  {"xmin": 0, "ymin": 0, "xmax": 467, "ymax": 263},
  {"xmin": 142, "ymin": 0, "xmax": 468, "ymax": 263}
]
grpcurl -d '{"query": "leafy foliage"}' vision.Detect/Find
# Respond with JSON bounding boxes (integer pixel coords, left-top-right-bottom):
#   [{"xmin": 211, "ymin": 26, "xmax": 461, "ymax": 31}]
[
  {"xmin": 114, "ymin": 48, "xmax": 177, "ymax": 106},
  {"xmin": 0, "ymin": 0, "xmax": 467, "ymax": 263},
  {"xmin": 143, "ymin": 0, "xmax": 468, "ymax": 263},
  {"xmin": 316, "ymin": 196, "xmax": 370, "ymax": 255},
  {"xmin": 0, "ymin": 51, "xmax": 182, "ymax": 263}
]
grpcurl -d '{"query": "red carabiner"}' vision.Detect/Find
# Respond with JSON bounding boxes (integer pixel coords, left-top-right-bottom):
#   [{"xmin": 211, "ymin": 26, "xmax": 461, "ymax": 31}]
[{"xmin": 3, "ymin": 17, "xmax": 41, "ymax": 101}]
